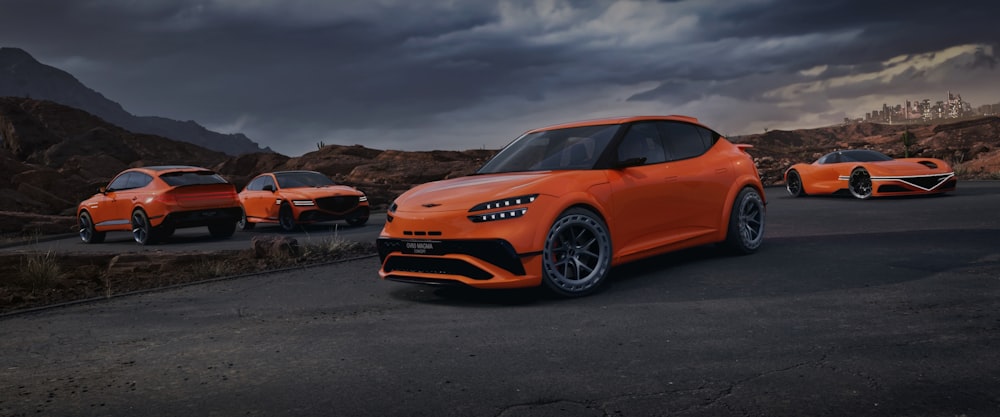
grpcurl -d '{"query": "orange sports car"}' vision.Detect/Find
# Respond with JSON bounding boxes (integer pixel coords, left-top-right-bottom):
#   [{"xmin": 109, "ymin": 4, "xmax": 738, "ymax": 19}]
[
  {"xmin": 77, "ymin": 166, "xmax": 242, "ymax": 245},
  {"xmin": 237, "ymin": 170, "xmax": 370, "ymax": 231},
  {"xmin": 783, "ymin": 149, "xmax": 956, "ymax": 199},
  {"xmin": 377, "ymin": 115, "xmax": 766, "ymax": 297}
]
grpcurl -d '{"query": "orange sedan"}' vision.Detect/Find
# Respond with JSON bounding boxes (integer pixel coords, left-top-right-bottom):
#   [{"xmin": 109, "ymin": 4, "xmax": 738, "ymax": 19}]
[
  {"xmin": 77, "ymin": 166, "xmax": 242, "ymax": 245},
  {"xmin": 377, "ymin": 115, "xmax": 766, "ymax": 297},
  {"xmin": 238, "ymin": 170, "xmax": 370, "ymax": 231}
]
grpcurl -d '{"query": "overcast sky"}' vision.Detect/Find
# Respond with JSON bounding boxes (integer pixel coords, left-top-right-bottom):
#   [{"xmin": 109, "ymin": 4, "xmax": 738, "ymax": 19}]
[{"xmin": 2, "ymin": 0, "xmax": 998, "ymax": 156}]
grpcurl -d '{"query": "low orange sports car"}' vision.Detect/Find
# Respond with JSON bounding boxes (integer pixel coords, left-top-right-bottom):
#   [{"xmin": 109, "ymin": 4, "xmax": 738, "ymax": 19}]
[
  {"xmin": 377, "ymin": 115, "xmax": 766, "ymax": 297},
  {"xmin": 784, "ymin": 149, "xmax": 956, "ymax": 199},
  {"xmin": 77, "ymin": 166, "xmax": 242, "ymax": 245},
  {"xmin": 237, "ymin": 170, "xmax": 370, "ymax": 231}
]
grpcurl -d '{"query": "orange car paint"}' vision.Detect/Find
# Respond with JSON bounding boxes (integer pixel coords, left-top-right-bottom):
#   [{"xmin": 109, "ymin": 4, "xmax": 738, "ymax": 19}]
[
  {"xmin": 784, "ymin": 150, "xmax": 956, "ymax": 199},
  {"xmin": 77, "ymin": 166, "xmax": 241, "ymax": 245},
  {"xmin": 238, "ymin": 170, "xmax": 370, "ymax": 231},
  {"xmin": 377, "ymin": 115, "xmax": 766, "ymax": 295}
]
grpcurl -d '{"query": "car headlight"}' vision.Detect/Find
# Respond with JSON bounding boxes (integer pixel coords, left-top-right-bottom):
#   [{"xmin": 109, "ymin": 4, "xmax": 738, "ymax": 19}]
[
  {"xmin": 467, "ymin": 194, "xmax": 538, "ymax": 223},
  {"xmin": 359, "ymin": 195, "xmax": 368, "ymax": 202},
  {"xmin": 292, "ymin": 199, "xmax": 315, "ymax": 206}
]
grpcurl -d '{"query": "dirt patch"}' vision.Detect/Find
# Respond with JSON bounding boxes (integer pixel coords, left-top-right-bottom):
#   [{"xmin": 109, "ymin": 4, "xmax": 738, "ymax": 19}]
[{"xmin": 0, "ymin": 240, "xmax": 376, "ymax": 315}]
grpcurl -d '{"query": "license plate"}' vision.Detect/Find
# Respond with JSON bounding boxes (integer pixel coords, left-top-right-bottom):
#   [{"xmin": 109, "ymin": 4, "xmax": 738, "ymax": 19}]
[{"xmin": 404, "ymin": 241, "xmax": 438, "ymax": 254}]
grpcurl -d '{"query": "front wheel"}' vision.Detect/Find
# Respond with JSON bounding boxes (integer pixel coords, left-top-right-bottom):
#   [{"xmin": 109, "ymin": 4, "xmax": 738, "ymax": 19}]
[
  {"xmin": 725, "ymin": 187, "xmax": 765, "ymax": 254},
  {"xmin": 785, "ymin": 170, "xmax": 805, "ymax": 197},
  {"xmin": 278, "ymin": 204, "xmax": 297, "ymax": 232},
  {"xmin": 346, "ymin": 215, "xmax": 368, "ymax": 227},
  {"xmin": 78, "ymin": 211, "xmax": 106, "ymax": 244},
  {"xmin": 849, "ymin": 167, "xmax": 873, "ymax": 199},
  {"xmin": 541, "ymin": 208, "xmax": 612, "ymax": 297}
]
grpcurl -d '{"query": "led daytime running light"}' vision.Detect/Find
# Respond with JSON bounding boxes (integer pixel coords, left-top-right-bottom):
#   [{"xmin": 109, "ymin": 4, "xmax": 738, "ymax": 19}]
[
  {"xmin": 292, "ymin": 200, "xmax": 315, "ymax": 206},
  {"xmin": 469, "ymin": 194, "xmax": 538, "ymax": 212},
  {"xmin": 468, "ymin": 208, "xmax": 528, "ymax": 223}
]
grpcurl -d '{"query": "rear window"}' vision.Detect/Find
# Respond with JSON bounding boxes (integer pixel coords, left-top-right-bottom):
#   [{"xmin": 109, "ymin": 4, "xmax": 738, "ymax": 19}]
[{"xmin": 159, "ymin": 171, "xmax": 230, "ymax": 186}]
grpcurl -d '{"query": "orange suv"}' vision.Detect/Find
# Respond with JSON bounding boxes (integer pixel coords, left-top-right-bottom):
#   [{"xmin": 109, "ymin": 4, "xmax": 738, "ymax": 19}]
[{"xmin": 77, "ymin": 166, "xmax": 242, "ymax": 245}]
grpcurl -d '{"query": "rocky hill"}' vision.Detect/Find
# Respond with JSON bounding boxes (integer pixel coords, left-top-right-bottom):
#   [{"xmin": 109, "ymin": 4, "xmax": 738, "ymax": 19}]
[
  {"xmin": 1, "ymin": 96, "xmax": 998, "ymax": 235},
  {"xmin": 0, "ymin": 47, "xmax": 269, "ymax": 155}
]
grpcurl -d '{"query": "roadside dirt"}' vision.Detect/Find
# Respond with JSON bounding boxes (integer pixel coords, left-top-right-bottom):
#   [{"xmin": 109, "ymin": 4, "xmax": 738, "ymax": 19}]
[{"xmin": 0, "ymin": 241, "xmax": 376, "ymax": 315}]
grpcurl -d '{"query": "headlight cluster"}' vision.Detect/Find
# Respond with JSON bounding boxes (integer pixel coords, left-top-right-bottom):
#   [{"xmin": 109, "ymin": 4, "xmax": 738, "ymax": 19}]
[
  {"xmin": 292, "ymin": 200, "xmax": 315, "ymax": 206},
  {"xmin": 467, "ymin": 194, "xmax": 538, "ymax": 223}
]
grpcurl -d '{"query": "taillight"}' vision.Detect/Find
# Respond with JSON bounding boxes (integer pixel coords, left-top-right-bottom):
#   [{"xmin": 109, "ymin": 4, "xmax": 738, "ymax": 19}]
[{"xmin": 156, "ymin": 193, "xmax": 178, "ymax": 204}]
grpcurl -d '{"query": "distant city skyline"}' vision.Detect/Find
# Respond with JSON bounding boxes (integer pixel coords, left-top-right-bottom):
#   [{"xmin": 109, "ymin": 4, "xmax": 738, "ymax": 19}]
[{"xmin": 854, "ymin": 91, "xmax": 998, "ymax": 125}]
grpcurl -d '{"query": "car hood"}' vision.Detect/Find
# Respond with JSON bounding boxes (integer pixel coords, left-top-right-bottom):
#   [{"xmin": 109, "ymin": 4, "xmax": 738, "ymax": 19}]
[
  {"xmin": 866, "ymin": 159, "xmax": 951, "ymax": 175},
  {"xmin": 393, "ymin": 171, "xmax": 588, "ymax": 213},
  {"xmin": 278, "ymin": 185, "xmax": 362, "ymax": 200}
]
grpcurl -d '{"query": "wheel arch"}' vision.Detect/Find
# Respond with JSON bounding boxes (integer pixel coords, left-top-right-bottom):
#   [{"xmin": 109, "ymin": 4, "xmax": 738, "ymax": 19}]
[{"xmin": 718, "ymin": 178, "xmax": 766, "ymax": 242}]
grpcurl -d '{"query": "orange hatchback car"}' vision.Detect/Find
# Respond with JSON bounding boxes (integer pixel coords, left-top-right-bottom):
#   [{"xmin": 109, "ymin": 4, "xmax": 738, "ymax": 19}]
[
  {"xmin": 237, "ymin": 170, "xmax": 370, "ymax": 232},
  {"xmin": 377, "ymin": 115, "xmax": 766, "ymax": 297},
  {"xmin": 77, "ymin": 166, "xmax": 242, "ymax": 245}
]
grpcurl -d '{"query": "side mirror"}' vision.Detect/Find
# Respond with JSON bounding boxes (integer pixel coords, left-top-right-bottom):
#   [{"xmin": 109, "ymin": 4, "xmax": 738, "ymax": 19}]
[
  {"xmin": 262, "ymin": 184, "xmax": 275, "ymax": 192},
  {"xmin": 99, "ymin": 186, "xmax": 108, "ymax": 194}
]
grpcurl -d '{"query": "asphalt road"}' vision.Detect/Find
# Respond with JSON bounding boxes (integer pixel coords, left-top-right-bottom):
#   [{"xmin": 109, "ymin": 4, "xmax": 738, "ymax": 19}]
[{"xmin": 2, "ymin": 183, "xmax": 999, "ymax": 417}]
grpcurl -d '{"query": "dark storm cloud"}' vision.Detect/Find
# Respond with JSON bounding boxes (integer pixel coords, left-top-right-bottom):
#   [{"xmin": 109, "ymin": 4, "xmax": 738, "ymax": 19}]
[{"xmin": 1, "ymin": 0, "xmax": 998, "ymax": 155}]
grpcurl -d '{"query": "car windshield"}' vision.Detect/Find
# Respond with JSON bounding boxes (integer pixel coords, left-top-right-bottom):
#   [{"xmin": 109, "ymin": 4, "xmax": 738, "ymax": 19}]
[
  {"xmin": 159, "ymin": 171, "xmax": 229, "ymax": 186},
  {"xmin": 841, "ymin": 150, "xmax": 893, "ymax": 162},
  {"xmin": 274, "ymin": 171, "xmax": 336, "ymax": 188},
  {"xmin": 477, "ymin": 124, "xmax": 620, "ymax": 174}
]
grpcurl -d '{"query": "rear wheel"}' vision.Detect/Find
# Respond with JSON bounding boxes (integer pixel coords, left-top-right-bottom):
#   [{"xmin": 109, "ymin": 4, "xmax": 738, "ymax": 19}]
[
  {"xmin": 849, "ymin": 167, "xmax": 873, "ymax": 199},
  {"xmin": 726, "ymin": 187, "xmax": 765, "ymax": 254},
  {"xmin": 278, "ymin": 204, "xmax": 297, "ymax": 232},
  {"xmin": 237, "ymin": 208, "xmax": 255, "ymax": 231},
  {"xmin": 541, "ymin": 208, "xmax": 612, "ymax": 297},
  {"xmin": 131, "ymin": 209, "xmax": 154, "ymax": 245},
  {"xmin": 208, "ymin": 219, "xmax": 237, "ymax": 238},
  {"xmin": 78, "ymin": 211, "xmax": 105, "ymax": 244},
  {"xmin": 785, "ymin": 170, "xmax": 805, "ymax": 197}
]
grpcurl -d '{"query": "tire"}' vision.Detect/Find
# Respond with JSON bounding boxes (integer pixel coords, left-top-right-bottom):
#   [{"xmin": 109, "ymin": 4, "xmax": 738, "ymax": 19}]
[
  {"xmin": 208, "ymin": 219, "xmax": 237, "ymax": 238},
  {"xmin": 725, "ymin": 187, "xmax": 765, "ymax": 254},
  {"xmin": 848, "ymin": 167, "xmax": 873, "ymax": 199},
  {"xmin": 78, "ymin": 211, "xmax": 105, "ymax": 244},
  {"xmin": 237, "ymin": 208, "xmax": 255, "ymax": 231},
  {"xmin": 541, "ymin": 207, "xmax": 612, "ymax": 297},
  {"xmin": 785, "ymin": 170, "xmax": 805, "ymax": 197},
  {"xmin": 131, "ymin": 209, "xmax": 154, "ymax": 245},
  {"xmin": 346, "ymin": 215, "xmax": 368, "ymax": 227},
  {"xmin": 278, "ymin": 204, "xmax": 297, "ymax": 232}
]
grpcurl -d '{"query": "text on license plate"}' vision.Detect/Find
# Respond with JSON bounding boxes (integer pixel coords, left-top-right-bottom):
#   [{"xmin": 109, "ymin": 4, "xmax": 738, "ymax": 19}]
[{"xmin": 405, "ymin": 241, "xmax": 435, "ymax": 254}]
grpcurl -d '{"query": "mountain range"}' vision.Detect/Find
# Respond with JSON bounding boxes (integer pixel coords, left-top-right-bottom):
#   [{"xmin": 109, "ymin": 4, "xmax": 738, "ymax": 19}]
[{"xmin": 0, "ymin": 47, "xmax": 269, "ymax": 155}]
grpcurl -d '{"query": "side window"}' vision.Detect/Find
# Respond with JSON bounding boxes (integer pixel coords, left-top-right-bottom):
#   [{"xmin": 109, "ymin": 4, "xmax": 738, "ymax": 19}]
[
  {"xmin": 246, "ymin": 176, "xmax": 264, "ymax": 191},
  {"xmin": 262, "ymin": 176, "xmax": 276, "ymax": 190},
  {"xmin": 659, "ymin": 122, "xmax": 710, "ymax": 160},
  {"xmin": 617, "ymin": 122, "xmax": 667, "ymax": 165},
  {"xmin": 126, "ymin": 172, "xmax": 152, "ymax": 189},
  {"xmin": 106, "ymin": 172, "xmax": 133, "ymax": 192},
  {"xmin": 247, "ymin": 176, "xmax": 273, "ymax": 191}
]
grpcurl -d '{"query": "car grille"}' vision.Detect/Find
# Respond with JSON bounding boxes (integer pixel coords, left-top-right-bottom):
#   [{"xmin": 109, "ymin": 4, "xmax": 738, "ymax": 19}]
[
  {"xmin": 377, "ymin": 238, "xmax": 527, "ymax": 277},
  {"xmin": 315, "ymin": 196, "xmax": 360, "ymax": 213},
  {"xmin": 902, "ymin": 174, "xmax": 952, "ymax": 190},
  {"xmin": 383, "ymin": 257, "xmax": 493, "ymax": 280}
]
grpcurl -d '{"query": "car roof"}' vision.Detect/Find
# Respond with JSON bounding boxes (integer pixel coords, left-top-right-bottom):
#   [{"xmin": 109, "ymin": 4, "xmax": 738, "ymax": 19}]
[
  {"xmin": 525, "ymin": 115, "xmax": 703, "ymax": 133},
  {"xmin": 126, "ymin": 165, "xmax": 213, "ymax": 175}
]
